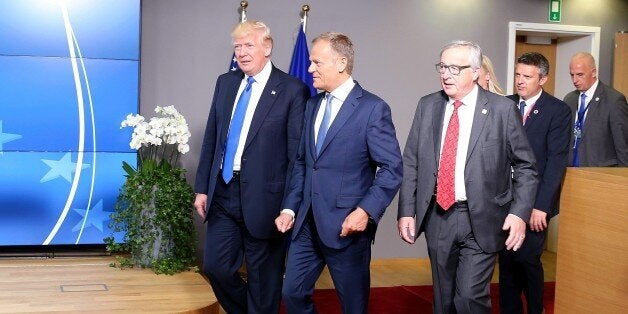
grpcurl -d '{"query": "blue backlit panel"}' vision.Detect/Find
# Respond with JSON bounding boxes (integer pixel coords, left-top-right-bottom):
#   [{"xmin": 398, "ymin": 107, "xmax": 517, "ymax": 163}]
[{"xmin": 0, "ymin": 0, "xmax": 139, "ymax": 245}]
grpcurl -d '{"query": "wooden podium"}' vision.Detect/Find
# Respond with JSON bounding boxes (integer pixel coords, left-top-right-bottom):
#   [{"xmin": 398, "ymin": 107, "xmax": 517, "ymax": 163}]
[{"xmin": 554, "ymin": 168, "xmax": 628, "ymax": 313}]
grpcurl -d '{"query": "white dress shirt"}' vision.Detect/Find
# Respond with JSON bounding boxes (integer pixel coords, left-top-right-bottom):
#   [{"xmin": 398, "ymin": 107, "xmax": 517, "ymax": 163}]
[
  {"xmin": 518, "ymin": 89, "xmax": 542, "ymax": 125},
  {"xmin": 439, "ymin": 85, "xmax": 478, "ymax": 202},
  {"xmin": 229, "ymin": 60, "xmax": 272, "ymax": 171},
  {"xmin": 577, "ymin": 79, "xmax": 599, "ymax": 123},
  {"xmin": 313, "ymin": 77, "xmax": 356, "ymax": 144}
]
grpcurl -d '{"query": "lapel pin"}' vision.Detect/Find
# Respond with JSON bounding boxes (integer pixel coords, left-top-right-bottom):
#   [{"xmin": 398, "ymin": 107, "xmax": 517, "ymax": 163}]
[
  {"xmin": 481, "ymin": 109, "xmax": 488, "ymax": 114},
  {"xmin": 533, "ymin": 109, "xmax": 539, "ymax": 114},
  {"xmin": 595, "ymin": 97, "xmax": 599, "ymax": 101},
  {"xmin": 271, "ymin": 90, "xmax": 276, "ymax": 95}
]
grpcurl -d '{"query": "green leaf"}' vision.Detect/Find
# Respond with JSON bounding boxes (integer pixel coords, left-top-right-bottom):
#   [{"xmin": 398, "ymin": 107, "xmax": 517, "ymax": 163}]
[{"xmin": 122, "ymin": 161, "xmax": 137, "ymax": 176}]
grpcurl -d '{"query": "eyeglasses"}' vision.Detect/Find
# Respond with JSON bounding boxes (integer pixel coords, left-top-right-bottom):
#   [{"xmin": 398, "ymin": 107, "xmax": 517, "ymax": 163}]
[{"xmin": 435, "ymin": 63, "xmax": 472, "ymax": 75}]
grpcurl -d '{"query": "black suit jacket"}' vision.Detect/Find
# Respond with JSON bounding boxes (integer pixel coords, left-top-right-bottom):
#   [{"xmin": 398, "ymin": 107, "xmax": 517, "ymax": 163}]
[
  {"xmin": 564, "ymin": 81, "xmax": 628, "ymax": 166},
  {"xmin": 194, "ymin": 65, "xmax": 309, "ymax": 239},
  {"xmin": 508, "ymin": 91, "xmax": 571, "ymax": 218}
]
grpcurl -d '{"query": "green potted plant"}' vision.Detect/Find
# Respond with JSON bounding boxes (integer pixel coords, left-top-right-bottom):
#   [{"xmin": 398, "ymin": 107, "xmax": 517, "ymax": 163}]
[{"xmin": 105, "ymin": 106, "xmax": 197, "ymax": 275}]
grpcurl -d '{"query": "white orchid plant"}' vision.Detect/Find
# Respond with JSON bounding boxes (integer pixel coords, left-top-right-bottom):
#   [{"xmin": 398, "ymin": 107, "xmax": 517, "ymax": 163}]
[
  {"xmin": 108, "ymin": 105, "xmax": 197, "ymax": 274},
  {"xmin": 120, "ymin": 105, "xmax": 191, "ymax": 174}
]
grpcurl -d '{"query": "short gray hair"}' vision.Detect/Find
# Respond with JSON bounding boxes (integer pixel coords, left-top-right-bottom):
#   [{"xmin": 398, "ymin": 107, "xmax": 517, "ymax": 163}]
[
  {"xmin": 440, "ymin": 40, "xmax": 482, "ymax": 69},
  {"xmin": 312, "ymin": 32, "xmax": 355, "ymax": 74}
]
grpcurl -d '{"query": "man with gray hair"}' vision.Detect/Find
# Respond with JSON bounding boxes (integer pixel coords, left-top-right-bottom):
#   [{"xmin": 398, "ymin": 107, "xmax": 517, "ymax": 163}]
[
  {"xmin": 277, "ymin": 32, "xmax": 403, "ymax": 313},
  {"xmin": 398, "ymin": 41, "xmax": 538, "ymax": 313},
  {"xmin": 565, "ymin": 52, "xmax": 627, "ymax": 166}
]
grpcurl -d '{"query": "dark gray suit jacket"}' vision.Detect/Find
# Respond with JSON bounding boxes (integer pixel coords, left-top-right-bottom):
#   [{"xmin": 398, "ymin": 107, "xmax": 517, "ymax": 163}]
[
  {"xmin": 398, "ymin": 87, "xmax": 538, "ymax": 253},
  {"xmin": 564, "ymin": 81, "xmax": 628, "ymax": 166}
]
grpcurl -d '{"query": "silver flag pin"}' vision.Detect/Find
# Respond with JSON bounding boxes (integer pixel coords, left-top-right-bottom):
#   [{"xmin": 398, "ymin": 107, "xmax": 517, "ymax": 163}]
[
  {"xmin": 482, "ymin": 109, "xmax": 488, "ymax": 114},
  {"xmin": 271, "ymin": 90, "xmax": 276, "ymax": 95}
]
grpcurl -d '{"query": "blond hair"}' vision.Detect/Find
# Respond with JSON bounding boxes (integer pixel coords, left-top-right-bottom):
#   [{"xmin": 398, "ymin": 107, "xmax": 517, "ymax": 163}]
[
  {"xmin": 231, "ymin": 20, "xmax": 273, "ymax": 47},
  {"xmin": 481, "ymin": 55, "xmax": 505, "ymax": 95}
]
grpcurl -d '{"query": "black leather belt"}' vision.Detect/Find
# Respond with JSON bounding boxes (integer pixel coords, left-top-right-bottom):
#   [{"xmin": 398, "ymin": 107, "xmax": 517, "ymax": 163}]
[
  {"xmin": 453, "ymin": 201, "xmax": 468, "ymax": 208},
  {"xmin": 220, "ymin": 170, "xmax": 240, "ymax": 180}
]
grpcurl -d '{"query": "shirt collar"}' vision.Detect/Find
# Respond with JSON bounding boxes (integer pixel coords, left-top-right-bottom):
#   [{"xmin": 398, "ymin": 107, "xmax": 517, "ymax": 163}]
[
  {"xmin": 449, "ymin": 84, "xmax": 479, "ymax": 107},
  {"xmin": 246, "ymin": 60, "xmax": 272, "ymax": 86},
  {"xmin": 328, "ymin": 76, "xmax": 355, "ymax": 103},
  {"xmin": 582, "ymin": 79, "xmax": 599, "ymax": 99},
  {"xmin": 519, "ymin": 89, "xmax": 543, "ymax": 105}
]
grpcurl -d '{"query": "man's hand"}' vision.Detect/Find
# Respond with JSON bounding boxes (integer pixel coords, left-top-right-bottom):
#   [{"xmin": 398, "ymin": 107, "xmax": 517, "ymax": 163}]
[
  {"xmin": 340, "ymin": 207, "xmax": 369, "ymax": 237},
  {"xmin": 275, "ymin": 213, "xmax": 295, "ymax": 233},
  {"xmin": 529, "ymin": 209, "xmax": 548, "ymax": 232},
  {"xmin": 503, "ymin": 214, "xmax": 527, "ymax": 251},
  {"xmin": 194, "ymin": 194, "xmax": 208, "ymax": 219},
  {"xmin": 398, "ymin": 217, "xmax": 416, "ymax": 244}
]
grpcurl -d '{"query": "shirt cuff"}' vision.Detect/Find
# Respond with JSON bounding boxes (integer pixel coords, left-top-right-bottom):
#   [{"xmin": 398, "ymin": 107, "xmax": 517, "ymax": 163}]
[{"xmin": 280, "ymin": 209, "xmax": 295, "ymax": 219}]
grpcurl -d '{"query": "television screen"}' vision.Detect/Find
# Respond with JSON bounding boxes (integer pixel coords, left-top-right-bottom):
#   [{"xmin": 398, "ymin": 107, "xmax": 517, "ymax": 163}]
[{"xmin": 0, "ymin": 0, "xmax": 140, "ymax": 245}]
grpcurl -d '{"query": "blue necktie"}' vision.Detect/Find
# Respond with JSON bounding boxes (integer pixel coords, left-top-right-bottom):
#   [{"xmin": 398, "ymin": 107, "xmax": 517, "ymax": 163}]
[
  {"xmin": 519, "ymin": 101, "xmax": 526, "ymax": 120},
  {"xmin": 315, "ymin": 93, "xmax": 333, "ymax": 155},
  {"xmin": 572, "ymin": 93, "xmax": 587, "ymax": 167},
  {"xmin": 222, "ymin": 76, "xmax": 255, "ymax": 183}
]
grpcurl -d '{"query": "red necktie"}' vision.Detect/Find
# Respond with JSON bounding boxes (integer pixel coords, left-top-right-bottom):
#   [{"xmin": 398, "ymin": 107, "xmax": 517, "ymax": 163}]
[{"xmin": 436, "ymin": 100, "xmax": 463, "ymax": 210}]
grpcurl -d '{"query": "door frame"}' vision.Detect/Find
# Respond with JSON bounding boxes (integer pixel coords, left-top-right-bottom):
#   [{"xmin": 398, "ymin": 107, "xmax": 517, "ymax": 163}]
[{"xmin": 507, "ymin": 22, "xmax": 601, "ymax": 95}]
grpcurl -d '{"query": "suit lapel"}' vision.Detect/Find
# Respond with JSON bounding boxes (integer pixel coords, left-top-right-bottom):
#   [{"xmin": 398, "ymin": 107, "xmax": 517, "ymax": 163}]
[
  {"xmin": 524, "ymin": 91, "xmax": 547, "ymax": 130},
  {"xmin": 243, "ymin": 66, "xmax": 282, "ymax": 150},
  {"xmin": 309, "ymin": 94, "xmax": 325, "ymax": 160},
  {"xmin": 466, "ymin": 90, "xmax": 489, "ymax": 164},
  {"xmin": 221, "ymin": 72, "xmax": 243, "ymax": 143},
  {"xmin": 433, "ymin": 92, "xmax": 447, "ymax": 166},
  {"xmin": 316, "ymin": 82, "xmax": 361, "ymax": 157}
]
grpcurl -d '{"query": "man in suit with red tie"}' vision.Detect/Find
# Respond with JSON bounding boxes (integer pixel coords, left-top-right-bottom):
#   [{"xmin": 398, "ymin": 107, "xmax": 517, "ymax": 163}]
[
  {"xmin": 193, "ymin": 20, "xmax": 309, "ymax": 313},
  {"xmin": 500, "ymin": 52, "xmax": 572, "ymax": 314},
  {"xmin": 276, "ymin": 32, "xmax": 403, "ymax": 313},
  {"xmin": 564, "ymin": 52, "xmax": 628, "ymax": 167},
  {"xmin": 398, "ymin": 41, "xmax": 538, "ymax": 314}
]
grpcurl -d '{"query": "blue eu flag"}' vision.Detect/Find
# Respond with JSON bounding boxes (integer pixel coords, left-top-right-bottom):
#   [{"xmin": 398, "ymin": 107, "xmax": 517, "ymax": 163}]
[
  {"xmin": 229, "ymin": 53, "xmax": 239, "ymax": 72},
  {"xmin": 289, "ymin": 25, "xmax": 316, "ymax": 96}
]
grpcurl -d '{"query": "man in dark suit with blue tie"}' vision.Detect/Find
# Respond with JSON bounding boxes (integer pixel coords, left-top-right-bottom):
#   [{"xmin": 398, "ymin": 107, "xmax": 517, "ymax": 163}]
[
  {"xmin": 193, "ymin": 20, "xmax": 309, "ymax": 314},
  {"xmin": 564, "ymin": 52, "xmax": 628, "ymax": 167},
  {"xmin": 398, "ymin": 41, "xmax": 538, "ymax": 314},
  {"xmin": 276, "ymin": 32, "xmax": 403, "ymax": 314},
  {"xmin": 500, "ymin": 52, "xmax": 572, "ymax": 314}
]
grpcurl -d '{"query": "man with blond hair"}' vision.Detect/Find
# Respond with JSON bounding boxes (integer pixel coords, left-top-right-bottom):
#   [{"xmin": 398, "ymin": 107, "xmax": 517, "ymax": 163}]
[
  {"xmin": 564, "ymin": 52, "xmax": 627, "ymax": 167},
  {"xmin": 194, "ymin": 20, "xmax": 309, "ymax": 313}
]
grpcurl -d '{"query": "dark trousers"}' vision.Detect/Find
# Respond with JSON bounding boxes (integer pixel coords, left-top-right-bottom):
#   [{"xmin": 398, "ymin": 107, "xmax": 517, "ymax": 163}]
[
  {"xmin": 282, "ymin": 210, "xmax": 372, "ymax": 314},
  {"xmin": 425, "ymin": 201, "xmax": 497, "ymax": 314},
  {"xmin": 498, "ymin": 226, "xmax": 547, "ymax": 314},
  {"xmin": 202, "ymin": 175, "xmax": 286, "ymax": 314}
]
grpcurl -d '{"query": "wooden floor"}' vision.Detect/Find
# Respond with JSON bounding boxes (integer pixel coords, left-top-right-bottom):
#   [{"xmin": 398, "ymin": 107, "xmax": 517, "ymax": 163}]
[
  {"xmin": 0, "ymin": 251, "xmax": 556, "ymax": 313},
  {"xmin": 0, "ymin": 257, "xmax": 218, "ymax": 314}
]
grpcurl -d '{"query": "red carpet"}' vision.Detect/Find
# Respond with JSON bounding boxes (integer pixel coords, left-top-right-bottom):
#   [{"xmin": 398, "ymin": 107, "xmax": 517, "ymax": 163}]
[{"xmin": 281, "ymin": 282, "xmax": 555, "ymax": 313}]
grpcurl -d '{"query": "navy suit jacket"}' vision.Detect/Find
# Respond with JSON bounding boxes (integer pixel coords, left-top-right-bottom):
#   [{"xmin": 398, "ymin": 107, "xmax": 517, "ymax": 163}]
[
  {"xmin": 282, "ymin": 81, "xmax": 403, "ymax": 249},
  {"xmin": 508, "ymin": 91, "xmax": 571, "ymax": 218},
  {"xmin": 564, "ymin": 81, "xmax": 628, "ymax": 166},
  {"xmin": 194, "ymin": 65, "xmax": 309, "ymax": 239}
]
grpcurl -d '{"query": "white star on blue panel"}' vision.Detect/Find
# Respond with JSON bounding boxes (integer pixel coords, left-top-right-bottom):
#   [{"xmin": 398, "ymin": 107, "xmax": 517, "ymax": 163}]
[
  {"xmin": 40, "ymin": 152, "xmax": 90, "ymax": 183},
  {"xmin": 0, "ymin": 120, "xmax": 23, "ymax": 153},
  {"xmin": 72, "ymin": 199, "xmax": 109, "ymax": 233}
]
